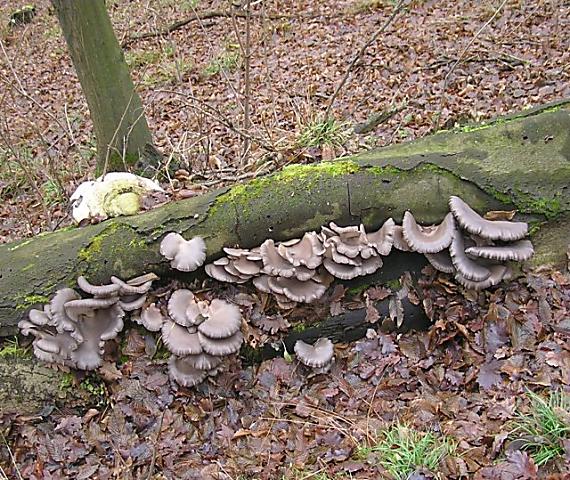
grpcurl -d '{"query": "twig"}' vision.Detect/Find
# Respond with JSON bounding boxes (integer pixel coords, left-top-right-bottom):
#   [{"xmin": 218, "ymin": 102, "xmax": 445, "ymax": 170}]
[
  {"xmin": 0, "ymin": 431, "xmax": 23, "ymax": 480},
  {"xmin": 144, "ymin": 410, "xmax": 165, "ymax": 480},
  {"xmin": 155, "ymin": 89, "xmax": 276, "ymax": 152},
  {"xmin": 433, "ymin": 0, "xmax": 508, "ymax": 131},
  {"xmin": 324, "ymin": 0, "xmax": 406, "ymax": 119},
  {"xmin": 121, "ymin": 10, "xmax": 346, "ymax": 47}
]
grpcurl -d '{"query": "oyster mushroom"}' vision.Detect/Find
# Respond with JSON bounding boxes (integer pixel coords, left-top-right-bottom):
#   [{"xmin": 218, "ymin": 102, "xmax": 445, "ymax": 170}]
[
  {"xmin": 134, "ymin": 303, "xmax": 164, "ymax": 332},
  {"xmin": 294, "ymin": 338, "xmax": 334, "ymax": 368},
  {"xmin": 402, "ymin": 212, "xmax": 455, "ymax": 253},
  {"xmin": 366, "ymin": 218, "xmax": 396, "ymax": 256},
  {"xmin": 161, "ymin": 319, "xmax": 202, "ymax": 355},
  {"xmin": 198, "ymin": 331, "xmax": 244, "ymax": 356},
  {"xmin": 267, "ymin": 276, "xmax": 327, "ymax": 303},
  {"xmin": 259, "ymin": 239, "xmax": 297, "ymax": 278},
  {"xmin": 167, "ymin": 289, "xmax": 204, "ymax": 327},
  {"xmin": 69, "ymin": 303, "xmax": 125, "ymax": 370},
  {"xmin": 160, "ymin": 233, "xmax": 207, "ymax": 272},
  {"xmin": 277, "ymin": 232, "xmax": 325, "ymax": 269},
  {"xmin": 198, "ymin": 299, "xmax": 242, "ymax": 339},
  {"xmin": 168, "ymin": 355, "xmax": 208, "ymax": 387},
  {"xmin": 392, "ymin": 226, "xmax": 412, "ymax": 252},
  {"xmin": 465, "ymin": 239, "xmax": 534, "ymax": 262},
  {"xmin": 77, "ymin": 276, "xmax": 120, "ymax": 297},
  {"xmin": 322, "ymin": 255, "xmax": 383, "ymax": 280},
  {"xmin": 424, "ymin": 250, "xmax": 455, "ymax": 274},
  {"xmin": 455, "ymin": 264, "xmax": 513, "ymax": 291},
  {"xmin": 449, "ymin": 196, "xmax": 528, "ymax": 241},
  {"xmin": 449, "ymin": 233, "xmax": 491, "ymax": 282}
]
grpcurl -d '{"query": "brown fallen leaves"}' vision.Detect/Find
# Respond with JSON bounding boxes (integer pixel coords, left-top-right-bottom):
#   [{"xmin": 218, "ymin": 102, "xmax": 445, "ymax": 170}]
[{"xmin": 1, "ymin": 265, "xmax": 568, "ymax": 479}]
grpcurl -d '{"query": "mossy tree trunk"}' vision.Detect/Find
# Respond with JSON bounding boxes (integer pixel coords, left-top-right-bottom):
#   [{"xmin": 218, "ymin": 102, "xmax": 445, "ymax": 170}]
[
  {"xmin": 0, "ymin": 101, "xmax": 569, "ymax": 337},
  {"xmin": 51, "ymin": 0, "xmax": 161, "ymax": 174}
]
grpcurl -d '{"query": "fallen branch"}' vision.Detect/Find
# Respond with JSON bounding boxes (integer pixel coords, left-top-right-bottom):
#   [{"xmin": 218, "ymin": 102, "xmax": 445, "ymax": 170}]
[
  {"xmin": 0, "ymin": 101, "xmax": 569, "ymax": 335},
  {"xmin": 121, "ymin": 10, "xmax": 347, "ymax": 47}
]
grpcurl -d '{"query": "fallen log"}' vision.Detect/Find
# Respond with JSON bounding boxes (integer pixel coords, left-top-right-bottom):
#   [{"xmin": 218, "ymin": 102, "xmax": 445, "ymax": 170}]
[{"xmin": 1, "ymin": 100, "xmax": 569, "ymax": 337}]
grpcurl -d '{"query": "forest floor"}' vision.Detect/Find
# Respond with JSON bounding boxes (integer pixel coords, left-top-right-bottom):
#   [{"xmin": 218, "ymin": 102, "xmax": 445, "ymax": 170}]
[{"xmin": 0, "ymin": 0, "xmax": 569, "ymax": 479}]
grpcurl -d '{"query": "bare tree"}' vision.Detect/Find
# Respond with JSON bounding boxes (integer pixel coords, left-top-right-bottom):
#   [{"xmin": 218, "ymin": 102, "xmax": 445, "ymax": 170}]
[{"xmin": 51, "ymin": 0, "xmax": 161, "ymax": 175}]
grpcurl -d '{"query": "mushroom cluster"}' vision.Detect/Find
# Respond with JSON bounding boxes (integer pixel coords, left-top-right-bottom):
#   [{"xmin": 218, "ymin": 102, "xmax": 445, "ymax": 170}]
[
  {"xmin": 18, "ymin": 274, "xmax": 155, "ymax": 369},
  {"xmin": 136, "ymin": 289, "xmax": 244, "ymax": 387},
  {"xmin": 205, "ymin": 220, "xmax": 396, "ymax": 308},
  {"xmin": 205, "ymin": 195, "xmax": 533, "ymax": 299},
  {"xmin": 394, "ymin": 196, "xmax": 533, "ymax": 290},
  {"xmin": 294, "ymin": 337, "xmax": 335, "ymax": 372}
]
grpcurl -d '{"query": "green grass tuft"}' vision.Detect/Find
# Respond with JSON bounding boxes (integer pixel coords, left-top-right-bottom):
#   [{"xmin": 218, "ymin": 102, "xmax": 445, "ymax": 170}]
[
  {"xmin": 0, "ymin": 337, "xmax": 30, "ymax": 359},
  {"xmin": 297, "ymin": 117, "xmax": 351, "ymax": 148},
  {"xmin": 509, "ymin": 389, "xmax": 570, "ymax": 466},
  {"xmin": 204, "ymin": 47, "xmax": 241, "ymax": 76},
  {"xmin": 357, "ymin": 423, "xmax": 456, "ymax": 479}
]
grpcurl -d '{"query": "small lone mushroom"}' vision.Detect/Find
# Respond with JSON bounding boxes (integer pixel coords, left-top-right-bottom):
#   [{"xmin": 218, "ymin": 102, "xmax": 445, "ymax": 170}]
[{"xmin": 294, "ymin": 338, "xmax": 334, "ymax": 369}]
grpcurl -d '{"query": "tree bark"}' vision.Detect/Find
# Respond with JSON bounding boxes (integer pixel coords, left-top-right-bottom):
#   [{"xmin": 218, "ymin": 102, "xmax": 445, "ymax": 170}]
[
  {"xmin": 0, "ymin": 101, "xmax": 569, "ymax": 337},
  {"xmin": 51, "ymin": 0, "xmax": 160, "ymax": 174},
  {"xmin": 0, "ymin": 357, "xmax": 94, "ymax": 415}
]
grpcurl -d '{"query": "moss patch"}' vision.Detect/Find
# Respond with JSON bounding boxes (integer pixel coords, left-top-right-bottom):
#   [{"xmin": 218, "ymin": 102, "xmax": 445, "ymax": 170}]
[{"xmin": 211, "ymin": 160, "xmax": 360, "ymax": 214}]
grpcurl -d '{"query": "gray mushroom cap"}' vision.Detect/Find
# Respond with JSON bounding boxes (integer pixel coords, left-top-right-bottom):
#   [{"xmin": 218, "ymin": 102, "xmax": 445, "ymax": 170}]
[
  {"xmin": 294, "ymin": 338, "xmax": 334, "ymax": 368},
  {"xmin": 136, "ymin": 303, "xmax": 164, "ymax": 332},
  {"xmin": 205, "ymin": 262, "xmax": 247, "ymax": 283},
  {"xmin": 69, "ymin": 304, "xmax": 125, "ymax": 370},
  {"xmin": 198, "ymin": 299, "xmax": 242, "ymax": 339},
  {"xmin": 160, "ymin": 233, "xmax": 207, "ymax": 272},
  {"xmin": 449, "ymin": 196, "xmax": 528, "ymax": 241},
  {"xmin": 260, "ymin": 239, "xmax": 297, "ymax": 277},
  {"xmin": 167, "ymin": 289, "xmax": 203, "ymax": 327},
  {"xmin": 181, "ymin": 352, "xmax": 222, "ymax": 371},
  {"xmin": 456, "ymin": 264, "xmax": 513, "ymax": 290},
  {"xmin": 198, "ymin": 330, "xmax": 243, "ymax": 356},
  {"xmin": 64, "ymin": 297, "xmax": 120, "ymax": 321},
  {"xmin": 465, "ymin": 239, "xmax": 534, "ymax": 262},
  {"xmin": 161, "ymin": 319, "xmax": 202, "ymax": 355},
  {"xmin": 277, "ymin": 231, "xmax": 325, "ymax": 269},
  {"xmin": 449, "ymin": 233, "xmax": 491, "ymax": 282},
  {"xmin": 77, "ymin": 276, "xmax": 120, "ymax": 297},
  {"xmin": 34, "ymin": 332, "xmax": 78, "ymax": 365},
  {"xmin": 50, "ymin": 288, "xmax": 81, "ymax": 332},
  {"xmin": 424, "ymin": 250, "xmax": 455, "ymax": 274},
  {"xmin": 323, "ymin": 255, "xmax": 383, "ymax": 280},
  {"xmin": 366, "ymin": 218, "xmax": 395, "ymax": 256},
  {"xmin": 402, "ymin": 212, "xmax": 455, "ymax": 253},
  {"xmin": 392, "ymin": 226, "xmax": 412, "ymax": 252},
  {"xmin": 168, "ymin": 355, "xmax": 208, "ymax": 387},
  {"xmin": 267, "ymin": 276, "xmax": 327, "ymax": 303},
  {"xmin": 253, "ymin": 275, "xmax": 272, "ymax": 293},
  {"xmin": 119, "ymin": 295, "xmax": 147, "ymax": 311},
  {"xmin": 111, "ymin": 275, "xmax": 153, "ymax": 295}
]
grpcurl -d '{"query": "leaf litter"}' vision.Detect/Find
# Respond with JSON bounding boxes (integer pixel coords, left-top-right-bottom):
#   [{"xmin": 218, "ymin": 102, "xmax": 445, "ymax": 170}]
[{"xmin": 0, "ymin": 0, "xmax": 569, "ymax": 478}]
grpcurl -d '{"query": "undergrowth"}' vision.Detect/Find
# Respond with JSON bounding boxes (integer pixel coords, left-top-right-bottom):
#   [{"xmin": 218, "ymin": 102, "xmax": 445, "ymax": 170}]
[
  {"xmin": 509, "ymin": 389, "xmax": 570, "ymax": 466},
  {"xmin": 297, "ymin": 117, "xmax": 351, "ymax": 148},
  {"xmin": 357, "ymin": 423, "xmax": 456, "ymax": 479}
]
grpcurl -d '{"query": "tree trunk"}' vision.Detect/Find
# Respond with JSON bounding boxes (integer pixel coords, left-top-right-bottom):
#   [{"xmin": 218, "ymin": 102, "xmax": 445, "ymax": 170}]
[
  {"xmin": 51, "ymin": 0, "xmax": 161, "ymax": 174},
  {"xmin": 0, "ymin": 101, "xmax": 569, "ymax": 337}
]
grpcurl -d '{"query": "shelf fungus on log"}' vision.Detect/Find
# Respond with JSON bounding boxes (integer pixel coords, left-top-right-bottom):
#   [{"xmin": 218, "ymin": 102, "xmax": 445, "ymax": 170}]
[
  {"xmin": 204, "ymin": 195, "xmax": 533, "ymax": 301},
  {"xmin": 18, "ymin": 274, "xmax": 156, "ymax": 370}
]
